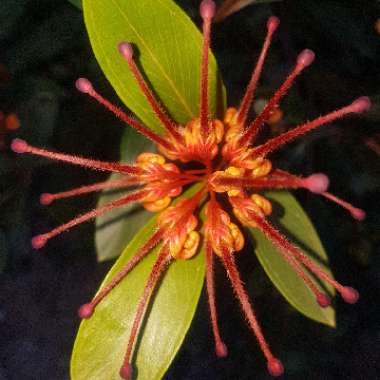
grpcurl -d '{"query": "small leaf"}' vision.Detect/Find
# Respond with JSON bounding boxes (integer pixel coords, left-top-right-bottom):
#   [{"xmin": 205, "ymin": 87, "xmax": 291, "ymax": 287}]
[
  {"xmin": 71, "ymin": 184, "xmax": 205, "ymax": 380},
  {"xmin": 83, "ymin": 0, "xmax": 225, "ymax": 134},
  {"xmin": 95, "ymin": 128, "xmax": 154, "ymax": 262},
  {"xmin": 249, "ymin": 191, "xmax": 336, "ymax": 327}
]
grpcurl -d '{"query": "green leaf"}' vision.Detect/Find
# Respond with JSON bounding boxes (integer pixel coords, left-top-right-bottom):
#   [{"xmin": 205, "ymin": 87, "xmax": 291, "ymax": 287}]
[
  {"xmin": 71, "ymin": 184, "xmax": 205, "ymax": 380},
  {"xmin": 95, "ymin": 128, "xmax": 155, "ymax": 262},
  {"xmin": 83, "ymin": 0, "xmax": 225, "ymax": 134},
  {"xmin": 249, "ymin": 191, "xmax": 336, "ymax": 327}
]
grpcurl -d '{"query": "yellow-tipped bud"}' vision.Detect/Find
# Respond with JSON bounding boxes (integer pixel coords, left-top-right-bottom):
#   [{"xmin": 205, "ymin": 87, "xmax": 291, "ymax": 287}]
[
  {"xmin": 137, "ymin": 152, "xmax": 166, "ymax": 165},
  {"xmin": 225, "ymin": 166, "xmax": 245, "ymax": 176},
  {"xmin": 227, "ymin": 189, "xmax": 244, "ymax": 197},
  {"xmin": 251, "ymin": 159, "xmax": 272, "ymax": 177},
  {"xmin": 251, "ymin": 194, "xmax": 272, "ymax": 215},
  {"xmin": 143, "ymin": 196, "xmax": 171, "ymax": 212},
  {"xmin": 176, "ymin": 231, "xmax": 200, "ymax": 260},
  {"xmin": 224, "ymin": 107, "xmax": 238, "ymax": 125},
  {"xmin": 229, "ymin": 223, "xmax": 245, "ymax": 252}
]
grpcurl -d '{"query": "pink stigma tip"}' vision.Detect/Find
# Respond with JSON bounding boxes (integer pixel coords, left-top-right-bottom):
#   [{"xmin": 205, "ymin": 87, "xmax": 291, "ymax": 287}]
[
  {"xmin": 297, "ymin": 49, "xmax": 315, "ymax": 68},
  {"xmin": 40, "ymin": 193, "xmax": 53, "ymax": 205},
  {"xmin": 341, "ymin": 287, "xmax": 359, "ymax": 304},
  {"xmin": 31, "ymin": 235, "xmax": 46, "ymax": 250},
  {"xmin": 200, "ymin": 0, "xmax": 216, "ymax": 20},
  {"xmin": 75, "ymin": 78, "xmax": 93, "ymax": 94},
  {"xmin": 317, "ymin": 293, "xmax": 331, "ymax": 308},
  {"xmin": 78, "ymin": 303, "xmax": 94, "ymax": 319},
  {"xmin": 11, "ymin": 138, "xmax": 28, "ymax": 153},
  {"xmin": 267, "ymin": 358, "xmax": 284, "ymax": 377},
  {"xmin": 304, "ymin": 173, "xmax": 329, "ymax": 194},
  {"xmin": 215, "ymin": 342, "xmax": 228, "ymax": 358},
  {"xmin": 267, "ymin": 16, "xmax": 280, "ymax": 32},
  {"xmin": 118, "ymin": 42, "xmax": 134, "ymax": 61},
  {"xmin": 119, "ymin": 363, "xmax": 132, "ymax": 380},
  {"xmin": 350, "ymin": 208, "xmax": 366, "ymax": 221},
  {"xmin": 350, "ymin": 96, "xmax": 371, "ymax": 113}
]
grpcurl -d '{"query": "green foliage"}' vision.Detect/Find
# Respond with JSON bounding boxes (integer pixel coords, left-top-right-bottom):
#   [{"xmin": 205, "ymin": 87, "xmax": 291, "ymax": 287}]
[
  {"xmin": 71, "ymin": 185, "xmax": 205, "ymax": 380},
  {"xmin": 250, "ymin": 191, "xmax": 335, "ymax": 327},
  {"xmin": 82, "ymin": 0, "xmax": 225, "ymax": 134}
]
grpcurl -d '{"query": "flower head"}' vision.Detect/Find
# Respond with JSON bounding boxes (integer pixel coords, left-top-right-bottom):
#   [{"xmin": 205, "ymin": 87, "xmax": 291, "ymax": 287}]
[{"xmin": 11, "ymin": 1, "xmax": 369, "ymax": 378}]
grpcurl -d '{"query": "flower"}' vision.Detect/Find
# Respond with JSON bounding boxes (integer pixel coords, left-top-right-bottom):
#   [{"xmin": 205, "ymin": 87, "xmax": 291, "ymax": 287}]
[{"xmin": 11, "ymin": 0, "xmax": 369, "ymax": 378}]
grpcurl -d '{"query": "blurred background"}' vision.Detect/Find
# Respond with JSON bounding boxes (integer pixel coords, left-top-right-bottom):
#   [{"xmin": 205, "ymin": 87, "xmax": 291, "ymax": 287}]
[{"xmin": 0, "ymin": 0, "xmax": 379, "ymax": 379}]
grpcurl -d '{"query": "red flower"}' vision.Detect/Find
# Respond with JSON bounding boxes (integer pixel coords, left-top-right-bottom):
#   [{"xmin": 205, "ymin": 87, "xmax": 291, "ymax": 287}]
[{"xmin": 11, "ymin": 1, "xmax": 369, "ymax": 378}]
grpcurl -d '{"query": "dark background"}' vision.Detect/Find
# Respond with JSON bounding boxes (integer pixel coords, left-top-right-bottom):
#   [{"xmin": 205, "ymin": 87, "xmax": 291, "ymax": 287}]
[{"xmin": 0, "ymin": 0, "xmax": 379, "ymax": 379}]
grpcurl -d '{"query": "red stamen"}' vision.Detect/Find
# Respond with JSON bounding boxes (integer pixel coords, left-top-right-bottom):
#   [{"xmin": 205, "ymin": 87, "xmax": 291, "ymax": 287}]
[
  {"xmin": 11, "ymin": 138, "xmax": 142, "ymax": 175},
  {"xmin": 31, "ymin": 190, "xmax": 147, "ymax": 249},
  {"xmin": 321, "ymin": 192, "xmax": 366, "ymax": 221},
  {"xmin": 251, "ymin": 96, "xmax": 371, "ymax": 158},
  {"xmin": 302, "ymin": 173, "xmax": 330, "ymax": 194},
  {"xmin": 240, "ymin": 210, "xmax": 330, "ymax": 307},
  {"xmin": 214, "ymin": 172, "xmax": 329, "ymax": 194},
  {"xmin": 205, "ymin": 241, "xmax": 228, "ymax": 358},
  {"xmin": 117, "ymin": 42, "xmax": 183, "ymax": 143},
  {"xmin": 239, "ymin": 49, "xmax": 315, "ymax": 145},
  {"xmin": 78, "ymin": 228, "xmax": 164, "ymax": 319},
  {"xmin": 268, "ymin": 359, "xmax": 284, "ymax": 377},
  {"xmin": 236, "ymin": 16, "xmax": 280, "ymax": 126},
  {"xmin": 199, "ymin": 0, "xmax": 215, "ymax": 137},
  {"xmin": 119, "ymin": 363, "xmax": 133, "ymax": 380},
  {"xmin": 247, "ymin": 212, "xmax": 359, "ymax": 305},
  {"xmin": 220, "ymin": 246, "xmax": 283, "ymax": 375},
  {"xmin": 39, "ymin": 177, "xmax": 142, "ymax": 205},
  {"xmin": 75, "ymin": 78, "xmax": 173, "ymax": 149},
  {"xmin": 121, "ymin": 247, "xmax": 171, "ymax": 379}
]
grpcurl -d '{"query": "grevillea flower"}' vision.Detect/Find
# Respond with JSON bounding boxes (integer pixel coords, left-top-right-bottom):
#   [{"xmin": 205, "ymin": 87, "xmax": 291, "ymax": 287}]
[{"xmin": 11, "ymin": 1, "xmax": 370, "ymax": 378}]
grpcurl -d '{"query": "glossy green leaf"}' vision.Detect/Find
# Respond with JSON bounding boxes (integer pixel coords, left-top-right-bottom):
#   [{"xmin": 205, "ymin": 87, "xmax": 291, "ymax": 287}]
[
  {"xmin": 95, "ymin": 128, "xmax": 154, "ymax": 262},
  {"xmin": 72, "ymin": 185, "xmax": 205, "ymax": 380},
  {"xmin": 83, "ymin": 0, "xmax": 225, "ymax": 134},
  {"xmin": 250, "ymin": 191, "xmax": 336, "ymax": 327}
]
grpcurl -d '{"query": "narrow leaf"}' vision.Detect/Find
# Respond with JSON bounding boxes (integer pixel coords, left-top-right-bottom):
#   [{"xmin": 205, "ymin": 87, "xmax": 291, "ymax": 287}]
[
  {"xmin": 250, "ymin": 191, "xmax": 336, "ymax": 327},
  {"xmin": 72, "ymin": 185, "xmax": 205, "ymax": 380},
  {"xmin": 83, "ymin": 0, "xmax": 225, "ymax": 134}
]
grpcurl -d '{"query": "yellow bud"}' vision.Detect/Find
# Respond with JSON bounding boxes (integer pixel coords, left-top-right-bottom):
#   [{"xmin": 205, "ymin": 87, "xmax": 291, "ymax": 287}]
[
  {"xmin": 176, "ymin": 231, "xmax": 200, "ymax": 260},
  {"xmin": 137, "ymin": 152, "xmax": 166, "ymax": 165},
  {"xmin": 251, "ymin": 159, "xmax": 272, "ymax": 177},
  {"xmin": 224, "ymin": 107, "xmax": 238, "ymax": 125},
  {"xmin": 229, "ymin": 223, "xmax": 245, "ymax": 252},
  {"xmin": 227, "ymin": 189, "xmax": 244, "ymax": 197},
  {"xmin": 225, "ymin": 166, "xmax": 245, "ymax": 176},
  {"xmin": 143, "ymin": 196, "xmax": 171, "ymax": 212},
  {"xmin": 251, "ymin": 194, "xmax": 272, "ymax": 216},
  {"xmin": 233, "ymin": 207, "xmax": 250, "ymax": 226}
]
